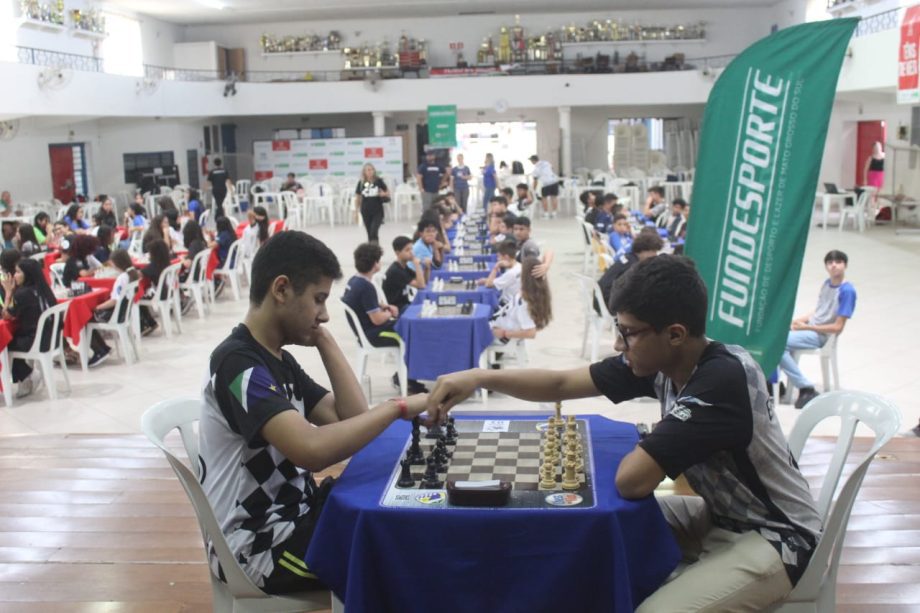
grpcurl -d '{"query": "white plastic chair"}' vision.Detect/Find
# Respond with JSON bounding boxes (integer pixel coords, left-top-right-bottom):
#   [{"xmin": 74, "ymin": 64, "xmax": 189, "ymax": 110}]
[
  {"xmin": 139, "ymin": 262, "xmax": 184, "ymax": 338},
  {"xmin": 141, "ymin": 398, "xmax": 341, "ymax": 613},
  {"xmin": 49, "ymin": 262, "xmax": 66, "ymax": 293},
  {"xmin": 84, "ymin": 280, "xmax": 141, "ymax": 368},
  {"xmin": 180, "ymin": 249, "xmax": 213, "ymax": 319},
  {"xmin": 767, "ymin": 391, "xmax": 901, "ymax": 613},
  {"xmin": 340, "ymin": 300, "xmax": 407, "ymax": 400},
  {"xmin": 9, "ymin": 301, "xmax": 71, "ymax": 401},
  {"xmin": 478, "ymin": 338, "xmax": 529, "ymax": 406},
  {"xmin": 303, "ymin": 184, "xmax": 336, "ymax": 228},
  {"xmin": 394, "ymin": 184, "xmax": 421, "ymax": 222},
  {"xmin": 778, "ymin": 334, "xmax": 841, "ymax": 406},
  {"xmin": 572, "ymin": 273, "xmax": 613, "ymax": 362},
  {"xmin": 838, "ymin": 186, "xmax": 877, "ymax": 232},
  {"xmin": 214, "ymin": 240, "xmax": 245, "ymax": 301},
  {"xmin": 578, "ymin": 221, "xmax": 594, "ymax": 274},
  {"xmin": 280, "ymin": 191, "xmax": 302, "ymax": 230}
]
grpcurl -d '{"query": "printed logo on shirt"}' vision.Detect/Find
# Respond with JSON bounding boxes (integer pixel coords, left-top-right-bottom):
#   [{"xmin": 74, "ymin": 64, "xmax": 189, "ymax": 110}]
[{"xmin": 669, "ymin": 406, "xmax": 693, "ymax": 422}]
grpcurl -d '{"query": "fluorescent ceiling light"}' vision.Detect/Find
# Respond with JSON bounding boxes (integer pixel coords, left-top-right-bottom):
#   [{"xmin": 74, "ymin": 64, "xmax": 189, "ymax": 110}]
[{"xmin": 196, "ymin": 0, "xmax": 226, "ymax": 9}]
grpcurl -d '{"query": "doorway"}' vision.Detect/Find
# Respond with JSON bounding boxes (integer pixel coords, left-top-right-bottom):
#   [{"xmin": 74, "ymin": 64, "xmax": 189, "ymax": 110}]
[
  {"xmin": 456, "ymin": 121, "xmax": 537, "ymax": 175},
  {"xmin": 855, "ymin": 120, "xmax": 885, "ymax": 186},
  {"xmin": 48, "ymin": 143, "xmax": 88, "ymax": 203}
]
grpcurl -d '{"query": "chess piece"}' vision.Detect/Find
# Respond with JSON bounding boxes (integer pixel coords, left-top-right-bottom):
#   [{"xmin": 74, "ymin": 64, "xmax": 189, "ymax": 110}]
[
  {"xmin": 396, "ymin": 459, "xmax": 416, "ymax": 488},
  {"xmin": 426, "ymin": 421, "xmax": 444, "ymax": 439},
  {"xmin": 444, "ymin": 417, "xmax": 458, "ymax": 444},
  {"xmin": 562, "ymin": 459, "xmax": 580, "ymax": 491},
  {"xmin": 420, "ymin": 458, "xmax": 443, "ymax": 489},
  {"xmin": 555, "ymin": 401, "xmax": 563, "ymax": 426},
  {"xmin": 436, "ymin": 437, "xmax": 453, "ymax": 459},
  {"xmin": 566, "ymin": 414, "xmax": 576, "ymax": 428},
  {"xmin": 540, "ymin": 464, "xmax": 557, "ymax": 489}
]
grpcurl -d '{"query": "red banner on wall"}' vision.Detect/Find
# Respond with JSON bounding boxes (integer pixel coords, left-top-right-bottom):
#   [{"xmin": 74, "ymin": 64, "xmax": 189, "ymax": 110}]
[
  {"xmin": 898, "ymin": 5, "xmax": 920, "ymax": 104},
  {"xmin": 364, "ymin": 147, "xmax": 384, "ymax": 158},
  {"xmin": 272, "ymin": 140, "xmax": 291, "ymax": 151},
  {"xmin": 254, "ymin": 170, "xmax": 274, "ymax": 181},
  {"xmin": 309, "ymin": 159, "xmax": 329, "ymax": 170}
]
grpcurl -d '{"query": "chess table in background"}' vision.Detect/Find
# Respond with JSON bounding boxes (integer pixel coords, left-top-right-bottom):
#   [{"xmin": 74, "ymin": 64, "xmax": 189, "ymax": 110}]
[{"xmin": 381, "ymin": 419, "xmax": 595, "ymax": 509}]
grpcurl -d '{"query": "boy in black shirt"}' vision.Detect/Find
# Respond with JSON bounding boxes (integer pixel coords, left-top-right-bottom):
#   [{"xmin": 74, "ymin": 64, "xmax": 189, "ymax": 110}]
[
  {"xmin": 426, "ymin": 255, "xmax": 821, "ymax": 611},
  {"xmin": 206, "ymin": 157, "xmax": 232, "ymax": 218},
  {"xmin": 382, "ymin": 236, "xmax": 425, "ymax": 313},
  {"xmin": 199, "ymin": 232, "xmax": 428, "ymax": 595}
]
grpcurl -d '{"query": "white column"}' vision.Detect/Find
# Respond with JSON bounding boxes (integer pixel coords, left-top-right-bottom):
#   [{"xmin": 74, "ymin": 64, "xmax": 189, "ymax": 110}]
[
  {"xmin": 372, "ymin": 111, "xmax": 387, "ymax": 137},
  {"xmin": 558, "ymin": 106, "xmax": 572, "ymax": 178}
]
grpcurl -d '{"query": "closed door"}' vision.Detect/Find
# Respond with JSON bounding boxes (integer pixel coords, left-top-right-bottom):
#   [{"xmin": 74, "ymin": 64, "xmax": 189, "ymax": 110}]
[
  {"xmin": 855, "ymin": 121, "xmax": 885, "ymax": 186},
  {"xmin": 48, "ymin": 143, "xmax": 87, "ymax": 203}
]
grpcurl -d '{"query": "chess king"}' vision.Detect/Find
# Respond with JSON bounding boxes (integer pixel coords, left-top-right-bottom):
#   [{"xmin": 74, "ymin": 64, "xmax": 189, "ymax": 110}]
[{"xmin": 426, "ymin": 255, "xmax": 822, "ymax": 612}]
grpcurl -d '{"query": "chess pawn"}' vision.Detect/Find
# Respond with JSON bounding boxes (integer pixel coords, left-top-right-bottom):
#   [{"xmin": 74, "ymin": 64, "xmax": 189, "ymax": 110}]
[{"xmin": 540, "ymin": 464, "xmax": 557, "ymax": 489}]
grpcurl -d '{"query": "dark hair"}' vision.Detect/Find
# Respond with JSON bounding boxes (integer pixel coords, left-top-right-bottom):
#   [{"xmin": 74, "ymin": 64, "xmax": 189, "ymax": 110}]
[
  {"xmin": 33, "ymin": 212, "xmax": 50, "ymax": 229},
  {"xmin": 157, "ymin": 196, "xmax": 177, "ymax": 213},
  {"xmin": 188, "ymin": 188, "xmax": 199, "ymax": 201},
  {"xmin": 96, "ymin": 225, "xmax": 113, "ymax": 248},
  {"xmin": 68, "ymin": 234, "xmax": 100, "ymax": 260},
  {"xmin": 579, "ymin": 190, "xmax": 601, "ymax": 206},
  {"xmin": 65, "ymin": 203, "xmax": 82, "ymax": 221},
  {"xmin": 216, "ymin": 216, "xmax": 235, "ymax": 236},
  {"xmin": 392, "ymin": 235, "xmax": 413, "ymax": 252},
  {"xmin": 18, "ymin": 259, "xmax": 56, "ymax": 308},
  {"xmin": 649, "ymin": 186, "xmax": 665, "ymax": 197},
  {"xmin": 164, "ymin": 209, "xmax": 180, "ymax": 231},
  {"xmin": 521, "ymin": 256, "xmax": 552, "ymax": 330},
  {"xmin": 110, "ymin": 249, "xmax": 140, "ymax": 282},
  {"xmin": 500, "ymin": 187, "xmax": 514, "ymax": 198},
  {"xmin": 489, "ymin": 196, "xmax": 508, "ymax": 206},
  {"xmin": 631, "ymin": 231, "xmax": 664, "ymax": 254},
  {"xmin": 354, "ymin": 243, "xmax": 383, "ymax": 274},
  {"xmin": 97, "ymin": 193, "xmax": 108, "ymax": 203},
  {"xmin": 516, "ymin": 183, "xmax": 529, "ymax": 191},
  {"xmin": 610, "ymin": 255, "xmax": 707, "ymax": 337},
  {"xmin": 824, "ymin": 250, "xmax": 848, "ymax": 265},
  {"xmin": 213, "ymin": 157, "xmax": 222, "ymax": 167},
  {"xmin": 496, "ymin": 239, "xmax": 518, "ymax": 258},
  {"xmin": 529, "ymin": 155, "xmax": 539, "ymax": 162},
  {"xmin": 147, "ymin": 239, "xmax": 172, "ymax": 272},
  {"xmin": 0, "ymin": 249, "xmax": 21, "ymax": 275},
  {"xmin": 183, "ymin": 219, "xmax": 205, "ymax": 248},
  {"xmin": 129, "ymin": 202, "xmax": 146, "ymax": 217},
  {"xmin": 143, "ymin": 215, "xmax": 167, "ymax": 252},
  {"xmin": 672, "ymin": 198, "xmax": 688, "ymax": 209},
  {"xmin": 613, "ymin": 213, "xmax": 628, "ymax": 223},
  {"xmin": 603, "ymin": 193, "xmax": 619, "ymax": 204},
  {"xmin": 416, "ymin": 218, "xmax": 439, "ymax": 234},
  {"xmin": 287, "ymin": 172, "xmax": 295, "ymax": 179},
  {"xmin": 513, "ymin": 216, "xmax": 531, "ymax": 228},
  {"xmin": 249, "ymin": 231, "xmax": 342, "ymax": 305},
  {"xmin": 252, "ymin": 206, "xmax": 270, "ymax": 244},
  {"xmin": 18, "ymin": 223, "xmax": 38, "ymax": 246}
]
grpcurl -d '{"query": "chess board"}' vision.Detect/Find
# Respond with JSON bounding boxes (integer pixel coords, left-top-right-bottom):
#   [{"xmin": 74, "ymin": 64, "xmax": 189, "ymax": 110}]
[
  {"xmin": 380, "ymin": 418, "xmax": 596, "ymax": 509},
  {"xmin": 431, "ymin": 305, "xmax": 474, "ymax": 317}
]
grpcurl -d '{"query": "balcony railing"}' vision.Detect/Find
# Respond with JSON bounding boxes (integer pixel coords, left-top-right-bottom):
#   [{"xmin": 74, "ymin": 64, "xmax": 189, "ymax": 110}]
[{"xmin": 16, "ymin": 46, "xmax": 103, "ymax": 72}]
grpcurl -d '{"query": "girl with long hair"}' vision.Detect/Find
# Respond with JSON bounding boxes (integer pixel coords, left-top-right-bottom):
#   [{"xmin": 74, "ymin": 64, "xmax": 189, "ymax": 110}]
[
  {"xmin": 61, "ymin": 234, "xmax": 102, "ymax": 287},
  {"xmin": 491, "ymin": 256, "xmax": 552, "ymax": 343},
  {"xmin": 242, "ymin": 206, "xmax": 269, "ymax": 260},
  {"xmin": 142, "ymin": 215, "xmax": 173, "ymax": 254},
  {"xmin": 64, "ymin": 204, "xmax": 90, "ymax": 232},
  {"xmin": 354, "ymin": 163, "xmax": 389, "ymax": 243},
  {"xmin": 17, "ymin": 223, "xmax": 42, "ymax": 256}
]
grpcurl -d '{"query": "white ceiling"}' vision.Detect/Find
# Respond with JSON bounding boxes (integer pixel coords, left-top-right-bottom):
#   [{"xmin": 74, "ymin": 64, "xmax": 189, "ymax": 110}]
[{"xmin": 101, "ymin": 0, "xmax": 776, "ymax": 25}]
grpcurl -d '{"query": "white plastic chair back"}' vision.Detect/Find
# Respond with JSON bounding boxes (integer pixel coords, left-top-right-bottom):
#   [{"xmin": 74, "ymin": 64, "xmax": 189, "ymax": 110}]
[
  {"xmin": 49, "ymin": 262, "xmax": 67, "ymax": 292},
  {"xmin": 340, "ymin": 299, "xmax": 407, "ymax": 399},
  {"xmin": 141, "ymin": 398, "xmax": 333, "ymax": 613},
  {"xmin": 769, "ymin": 391, "xmax": 901, "ymax": 612}
]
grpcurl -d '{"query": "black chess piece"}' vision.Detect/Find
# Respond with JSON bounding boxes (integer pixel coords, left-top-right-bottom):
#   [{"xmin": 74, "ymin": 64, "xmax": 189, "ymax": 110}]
[
  {"xmin": 396, "ymin": 459, "xmax": 416, "ymax": 488},
  {"xmin": 444, "ymin": 417, "xmax": 458, "ymax": 444},
  {"xmin": 425, "ymin": 422, "xmax": 444, "ymax": 439},
  {"xmin": 436, "ymin": 436, "xmax": 453, "ymax": 459},
  {"xmin": 420, "ymin": 456, "xmax": 443, "ymax": 488}
]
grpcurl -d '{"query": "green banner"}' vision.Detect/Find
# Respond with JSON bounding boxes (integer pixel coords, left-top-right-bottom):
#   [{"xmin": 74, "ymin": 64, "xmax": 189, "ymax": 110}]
[
  {"xmin": 427, "ymin": 104, "xmax": 457, "ymax": 148},
  {"xmin": 685, "ymin": 19, "xmax": 857, "ymax": 373}
]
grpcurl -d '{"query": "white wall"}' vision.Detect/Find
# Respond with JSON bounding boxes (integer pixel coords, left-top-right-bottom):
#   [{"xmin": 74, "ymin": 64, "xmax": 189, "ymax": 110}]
[
  {"xmin": 182, "ymin": 7, "xmax": 775, "ymax": 74},
  {"xmin": 0, "ymin": 116, "xmax": 208, "ymax": 204}
]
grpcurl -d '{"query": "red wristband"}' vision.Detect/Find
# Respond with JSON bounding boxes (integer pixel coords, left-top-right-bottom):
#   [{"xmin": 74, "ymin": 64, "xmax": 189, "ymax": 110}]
[{"xmin": 390, "ymin": 397, "xmax": 409, "ymax": 420}]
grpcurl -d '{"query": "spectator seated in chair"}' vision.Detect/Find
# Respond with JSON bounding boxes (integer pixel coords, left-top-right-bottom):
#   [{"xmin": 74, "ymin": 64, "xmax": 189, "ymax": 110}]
[
  {"xmin": 382, "ymin": 236, "xmax": 426, "ymax": 314},
  {"xmin": 1, "ymin": 258, "xmax": 56, "ymax": 396},
  {"xmin": 608, "ymin": 214, "xmax": 634, "ymax": 258},
  {"xmin": 489, "ymin": 256, "xmax": 552, "ymax": 349}
]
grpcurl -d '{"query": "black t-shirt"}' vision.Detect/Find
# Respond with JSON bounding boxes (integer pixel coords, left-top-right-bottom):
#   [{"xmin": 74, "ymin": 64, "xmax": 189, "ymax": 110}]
[
  {"xmin": 355, "ymin": 178, "xmax": 388, "ymax": 215},
  {"xmin": 142, "ymin": 262, "xmax": 169, "ymax": 300},
  {"xmin": 208, "ymin": 168, "xmax": 230, "ymax": 202},
  {"xmin": 597, "ymin": 253, "xmax": 638, "ymax": 315},
  {"xmin": 96, "ymin": 210, "xmax": 117, "ymax": 228},
  {"xmin": 62, "ymin": 257, "xmax": 88, "ymax": 287},
  {"xmin": 584, "ymin": 208, "xmax": 599, "ymax": 227},
  {"xmin": 9, "ymin": 286, "xmax": 44, "ymax": 340},
  {"xmin": 417, "ymin": 163, "xmax": 443, "ymax": 194},
  {"xmin": 342, "ymin": 275, "xmax": 387, "ymax": 338},
  {"xmin": 588, "ymin": 343, "xmax": 822, "ymax": 585},
  {"xmin": 382, "ymin": 261, "xmax": 416, "ymax": 311}
]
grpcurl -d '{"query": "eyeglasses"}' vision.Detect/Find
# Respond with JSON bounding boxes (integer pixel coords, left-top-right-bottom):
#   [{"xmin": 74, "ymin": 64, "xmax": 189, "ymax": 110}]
[{"xmin": 614, "ymin": 319, "xmax": 654, "ymax": 350}]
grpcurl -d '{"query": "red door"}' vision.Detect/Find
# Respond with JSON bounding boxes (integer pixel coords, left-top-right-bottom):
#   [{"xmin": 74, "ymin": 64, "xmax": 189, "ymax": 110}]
[
  {"xmin": 855, "ymin": 121, "xmax": 885, "ymax": 186},
  {"xmin": 48, "ymin": 144, "xmax": 76, "ymax": 203}
]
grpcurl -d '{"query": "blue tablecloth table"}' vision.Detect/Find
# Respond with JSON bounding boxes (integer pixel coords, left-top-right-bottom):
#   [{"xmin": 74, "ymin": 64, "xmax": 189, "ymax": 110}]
[
  {"xmin": 305, "ymin": 415, "xmax": 681, "ymax": 613},
  {"xmin": 394, "ymin": 303, "xmax": 494, "ymax": 381}
]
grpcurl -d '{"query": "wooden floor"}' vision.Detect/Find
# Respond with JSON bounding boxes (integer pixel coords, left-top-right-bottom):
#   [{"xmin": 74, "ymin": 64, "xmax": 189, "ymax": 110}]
[{"xmin": 0, "ymin": 433, "xmax": 917, "ymax": 612}]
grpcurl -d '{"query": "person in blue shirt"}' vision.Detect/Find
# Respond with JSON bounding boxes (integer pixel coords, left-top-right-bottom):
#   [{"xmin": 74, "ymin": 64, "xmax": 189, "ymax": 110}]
[
  {"xmin": 608, "ymin": 214, "xmax": 633, "ymax": 257},
  {"xmin": 779, "ymin": 250, "xmax": 857, "ymax": 408},
  {"xmin": 63, "ymin": 204, "xmax": 90, "ymax": 233},
  {"xmin": 592, "ymin": 197, "xmax": 615, "ymax": 235},
  {"xmin": 187, "ymin": 188, "xmax": 204, "ymax": 223},
  {"xmin": 408, "ymin": 218, "xmax": 441, "ymax": 283},
  {"xmin": 449, "ymin": 153, "xmax": 472, "ymax": 213},
  {"xmin": 416, "ymin": 151, "xmax": 444, "ymax": 212},
  {"xmin": 481, "ymin": 152, "xmax": 497, "ymax": 211}
]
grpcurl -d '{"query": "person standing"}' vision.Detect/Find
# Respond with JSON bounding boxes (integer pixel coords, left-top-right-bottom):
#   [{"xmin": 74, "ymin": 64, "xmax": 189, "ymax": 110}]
[
  {"xmin": 529, "ymin": 155, "xmax": 560, "ymax": 219},
  {"xmin": 450, "ymin": 154, "xmax": 472, "ymax": 213},
  {"xmin": 779, "ymin": 250, "xmax": 856, "ymax": 409},
  {"xmin": 206, "ymin": 158, "xmax": 232, "ymax": 219},
  {"xmin": 354, "ymin": 164, "xmax": 389, "ymax": 243},
  {"xmin": 416, "ymin": 151, "xmax": 443, "ymax": 212},
  {"xmin": 481, "ymin": 153, "xmax": 497, "ymax": 211},
  {"xmin": 862, "ymin": 141, "xmax": 885, "ymax": 190}
]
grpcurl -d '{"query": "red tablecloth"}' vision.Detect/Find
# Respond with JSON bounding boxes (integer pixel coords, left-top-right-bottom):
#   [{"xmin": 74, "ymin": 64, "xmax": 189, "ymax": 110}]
[
  {"xmin": 235, "ymin": 219, "xmax": 284, "ymax": 239},
  {"xmin": 43, "ymin": 251, "xmax": 62, "ymax": 285},
  {"xmin": 60, "ymin": 288, "xmax": 109, "ymax": 345},
  {"xmin": 0, "ymin": 319, "xmax": 15, "ymax": 353},
  {"xmin": 86, "ymin": 276, "xmax": 145, "ymax": 304}
]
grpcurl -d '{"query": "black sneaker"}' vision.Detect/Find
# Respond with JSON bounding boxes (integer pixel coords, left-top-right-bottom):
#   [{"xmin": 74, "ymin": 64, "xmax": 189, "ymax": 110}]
[
  {"xmin": 88, "ymin": 348, "xmax": 110, "ymax": 368},
  {"xmin": 141, "ymin": 322, "xmax": 159, "ymax": 337},
  {"xmin": 794, "ymin": 387, "xmax": 819, "ymax": 409},
  {"xmin": 213, "ymin": 279, "xmax": 226, "ymax": 299},
  {"xmin": 180, "ymin": 295, "xmax": 193, "ymax": 315},
  {"xmin": 407, "ymin": 380, "xmax": 429, "ymax": 394}
]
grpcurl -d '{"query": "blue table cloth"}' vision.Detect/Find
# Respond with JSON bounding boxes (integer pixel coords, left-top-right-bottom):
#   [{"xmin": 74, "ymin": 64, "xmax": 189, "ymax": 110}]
[
  {"xmin": 444, "ymin": 253, "xmax": 497, "ymax": 265},
  {"xmin": 430, "ymin": 268, "xmax": 491, "ymax": 283},
  {"xmin": 393, "ymin": 303, "xmax": 494, "ymax": 380},
  {"xmin": 305, "ymin": 415, "xmax": 681, "ymax": 613},
  {"xmin": 413, "ymin": 286, "xmax": 500, "ymax": 311}
]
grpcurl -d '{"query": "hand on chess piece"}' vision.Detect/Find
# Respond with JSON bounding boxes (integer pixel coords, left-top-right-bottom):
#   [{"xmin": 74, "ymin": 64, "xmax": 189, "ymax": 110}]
[{"xmin": 425, "ymin": 369, "xmax": 480, "ymax": 424}]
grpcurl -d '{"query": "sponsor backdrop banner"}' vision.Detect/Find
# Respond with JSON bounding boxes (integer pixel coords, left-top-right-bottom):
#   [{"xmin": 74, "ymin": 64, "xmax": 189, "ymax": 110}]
[
  {"xmin": 898, "ymin": 5, "xmax": 920, "ymax": 104},
  {"xmin": 252, "ymin": 136, "xmax": 404, "ymax": 182},
  {"xmin": 685, "ymin": 19, "xmax": 857, "ymax": 373}
]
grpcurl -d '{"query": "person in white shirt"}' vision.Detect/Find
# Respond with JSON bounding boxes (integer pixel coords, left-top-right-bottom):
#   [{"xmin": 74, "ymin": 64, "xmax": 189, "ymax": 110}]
[
  {"xmin": 490, "ymin": 257, "xmax": 553, "ymax": 344},
  {"xmin": 478, "ymin": 240, "xmax": 521, "ymax": 306},
  {"xmin": 529, "ymin": 155, "xmax": 560, "ymax": 219}
]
